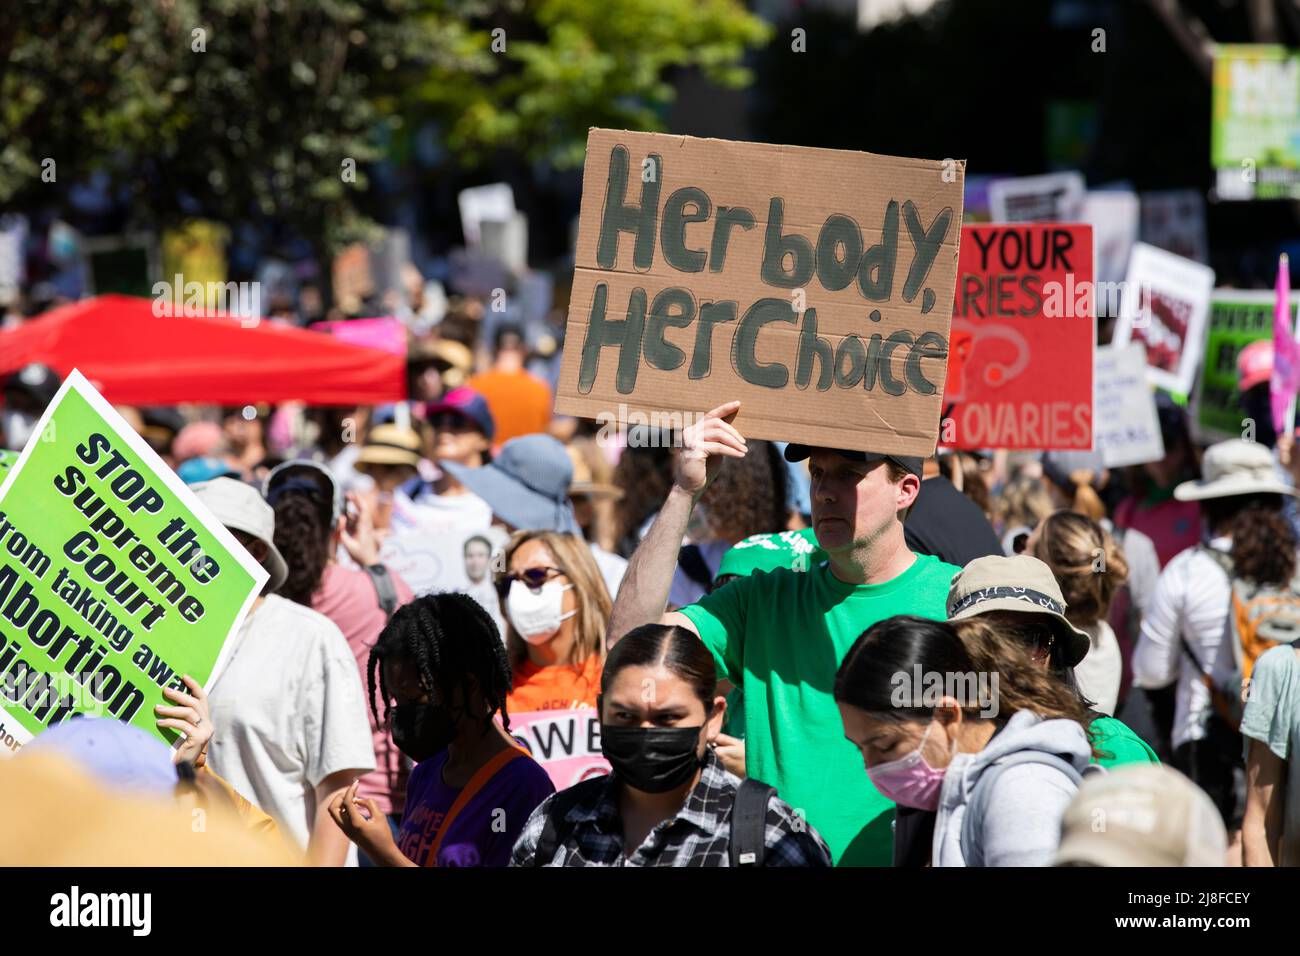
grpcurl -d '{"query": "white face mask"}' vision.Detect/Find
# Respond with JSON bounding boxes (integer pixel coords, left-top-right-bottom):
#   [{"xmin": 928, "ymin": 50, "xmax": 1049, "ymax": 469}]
[{"xmin": 506, "ymin": 578, "xmax": 576, "ymax": 645}]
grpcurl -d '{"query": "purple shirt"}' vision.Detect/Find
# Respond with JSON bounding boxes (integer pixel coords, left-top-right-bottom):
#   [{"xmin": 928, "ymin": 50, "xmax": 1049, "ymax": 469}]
[{"xmin": 396, "ymin": 749, "xmax": 554, "ymax": 867}]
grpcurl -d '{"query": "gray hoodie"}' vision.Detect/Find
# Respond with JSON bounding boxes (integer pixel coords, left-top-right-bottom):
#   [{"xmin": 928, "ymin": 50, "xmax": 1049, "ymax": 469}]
[{"xmin": 931, "ymin": 710, "xmax": 1091, "ymax": 867}]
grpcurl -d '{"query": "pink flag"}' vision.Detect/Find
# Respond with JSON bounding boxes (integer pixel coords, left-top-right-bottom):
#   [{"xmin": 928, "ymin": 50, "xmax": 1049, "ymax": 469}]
[{"xmin": 1271, "ymin": 253, "xmax": 1299, "ymax": 435}]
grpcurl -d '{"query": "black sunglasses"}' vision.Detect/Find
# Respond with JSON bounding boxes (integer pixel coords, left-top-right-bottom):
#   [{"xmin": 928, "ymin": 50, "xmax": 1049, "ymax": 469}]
[{"xmin": 495, "ymin": 566, "xmax": 564, "ymax": 598}]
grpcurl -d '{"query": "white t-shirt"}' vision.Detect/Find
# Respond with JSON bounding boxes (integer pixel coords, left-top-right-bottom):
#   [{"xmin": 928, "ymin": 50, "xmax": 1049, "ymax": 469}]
[
  {"xmin": 589, "ymin": 542, "xmax": 628, "ymax": 600},
  {"xmin": 379, "ymin": 488, "xmax": 493, "ymax": 597},
  {"xmin": 1073, "ymin": 620, "xmax": 1122, "ymax": 716},
  {"xmin": 1132, "ymin": 537, "xmax": 1235, "ymax": 749},
  {"xmin": 206, "ymin": 595, "xmax": 377, "ymax": 852}
]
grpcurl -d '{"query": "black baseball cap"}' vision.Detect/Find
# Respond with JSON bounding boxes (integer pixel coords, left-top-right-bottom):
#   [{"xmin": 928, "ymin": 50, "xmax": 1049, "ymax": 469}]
[{"xmin": 783, "ymin": 444, "xmax": 923, "ymax": 477}]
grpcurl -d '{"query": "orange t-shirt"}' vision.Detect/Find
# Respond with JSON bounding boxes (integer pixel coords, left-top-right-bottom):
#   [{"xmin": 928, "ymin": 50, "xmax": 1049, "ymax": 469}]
[
  {"xmin": 466, "ymin": 369, "xmax": 553, "ymax": 446},
  {"xmin": 507, "ymin": 653, "xmax": 602, "ymax": 713}
]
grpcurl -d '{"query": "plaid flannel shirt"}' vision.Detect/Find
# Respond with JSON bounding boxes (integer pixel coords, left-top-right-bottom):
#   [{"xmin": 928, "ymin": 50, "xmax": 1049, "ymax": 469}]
[{"xmin": 510, "ymin": 748, "xmax": 832, "ymax": 867}]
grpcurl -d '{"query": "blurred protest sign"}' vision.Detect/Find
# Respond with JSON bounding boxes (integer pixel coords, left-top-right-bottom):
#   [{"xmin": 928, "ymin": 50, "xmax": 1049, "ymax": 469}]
[
  {"xmin": 369, "ymin": 229, "xmax": 413, "ymax": 305},
  {"xmin": 1094, "ymin": 343, "xmax": 1165, "ymax": 468},
  {"xmin": 1081, "ymin": 190, "xmax": 1139, "ymax": 289},
  {"xmin": 310, "ymin": 316, "xmax": 407, "ymax": 356},
  {"xmin": 963, "ymin": 175, "xmax": 997, "ymax": 223},
  {"xmin": 988, "ymin": 172, "xmax": 1085, "ymax": 223},
  {"xmin": 1212, "ymin": 45, "xmax": 1300, "ymax": 201},
  {"xmin": 0, "ymin": 216, "xmax": 28, "ymax": 308},
  {"xmin": 508, "ymin": 709, "xmax": 610, "ymax": 790},
  {"xmin": 1139, "ymin": 190, "xmax": 1209, "ymax": 264},
  {"xmin": 458, "ymin": 183, "xmax": 516, "ymax": 247},
  {"xmin": 1194, "ymin": 289, "xmax": 1300, "ymax": 442},
  {"xmin": 481, "ymin": 213, "xmax": 529, "ymax": 272},
  {"xmin": 941, "ymin": 224, "xmax": 1093, "ymax": 451},
  {"xmin": 1113, "ymin": 243, "xmax": 1215, "ymax": 396},
  {"xmin": 161, "ymin": 221, "xmax": 230, "ymax": 311},
  {"xmin": 373, "ymin": 491, "xmax": 495, "ymax": 598},
  {"xmin": 556, "ymin": 129, "xmax": 965, "ymax": 457},
  {"xmin": 0, "ymin": 371, "xmax": 265, "ymax": 753}
]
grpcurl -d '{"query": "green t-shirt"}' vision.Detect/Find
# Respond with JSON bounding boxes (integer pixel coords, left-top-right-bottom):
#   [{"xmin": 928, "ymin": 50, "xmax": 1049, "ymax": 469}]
[
  {"xmin": 1088, "ymin": 715, "xmax": 1159, "ymax": 767},
  {"xmin": 679, "ymin": 553, "xmax": 959, "ymax": 867}
]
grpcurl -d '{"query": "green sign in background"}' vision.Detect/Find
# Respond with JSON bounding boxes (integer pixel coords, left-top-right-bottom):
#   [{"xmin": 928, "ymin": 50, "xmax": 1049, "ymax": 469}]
[
  {"xmin": 0, "ymin": 380, "xmax": 258, "ymax": 749},
  {"xmin": 1212, "ymin": 45, "xmax": 1300, "ymax": 198},
  {"xmin": 1196, "ymin": 292, "xmax": 1300, "ymax": 441}
]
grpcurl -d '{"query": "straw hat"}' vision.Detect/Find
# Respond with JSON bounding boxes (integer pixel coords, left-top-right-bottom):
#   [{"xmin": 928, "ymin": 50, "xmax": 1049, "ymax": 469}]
[{"xmin": 355, "ymin": 424, "xmax": 422, "ymax": 470}]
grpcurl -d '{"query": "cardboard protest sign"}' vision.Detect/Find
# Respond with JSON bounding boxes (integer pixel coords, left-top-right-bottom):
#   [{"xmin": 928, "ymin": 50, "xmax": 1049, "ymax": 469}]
[
  {"xmin": 1094, "ymin": 344, "xmax": 1166, "ymax": 468},
  {"xmin": 1194, "ymin": 289, "xmax": 1300, "ymax": 442},
  {"xmin": 0, "ymin": 371, "xmax": 265, "ymax": 753},
  {"xmin": 987, "ymin": 172, "xmax": 1085, "ymax": 223},
  {"xmin": 1112, "ymin": 243, "xmax": 1216, "ymax": 397},
  {"xmin": 508, "ymin": 709, "xmax": 610, "ymax": 790},
  {"xmin": 556, "ymin": 129, "xmax": 965, "ymax": 457},
  {"xmin": 941, "ymin": 224, "xmax": 1093, "ymax": 450}
]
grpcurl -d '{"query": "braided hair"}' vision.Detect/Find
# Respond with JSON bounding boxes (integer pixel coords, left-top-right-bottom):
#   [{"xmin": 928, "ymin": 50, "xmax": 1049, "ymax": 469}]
[{"xmin": 367, "ymin": 592, "xmax": 513, "ymax": 732}]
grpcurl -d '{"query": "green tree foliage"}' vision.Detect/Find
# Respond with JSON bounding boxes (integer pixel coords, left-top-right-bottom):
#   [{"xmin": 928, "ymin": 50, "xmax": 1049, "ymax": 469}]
[{"xmin": 0, "ymin": 0, "xmax": 768, "ymax": 256}]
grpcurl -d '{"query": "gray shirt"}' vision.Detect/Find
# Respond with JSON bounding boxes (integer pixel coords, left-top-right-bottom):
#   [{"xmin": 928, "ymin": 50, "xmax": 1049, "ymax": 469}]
[{"xmin": 1241, "ymin": 644, "xmax": 1300, "ymax": 867}]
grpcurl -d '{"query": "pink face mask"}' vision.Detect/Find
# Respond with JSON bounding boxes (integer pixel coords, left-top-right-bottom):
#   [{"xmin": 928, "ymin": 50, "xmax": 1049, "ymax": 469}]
[{"xmin": 865, "ymin": 721, "xmax": 950, "ymax": 811}]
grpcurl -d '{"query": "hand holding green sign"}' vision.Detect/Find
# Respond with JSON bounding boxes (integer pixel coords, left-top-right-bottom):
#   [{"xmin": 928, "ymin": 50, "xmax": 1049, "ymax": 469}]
[{"xmin": 0, "ymin": 370, "xmax": 265, "ymax": 754}]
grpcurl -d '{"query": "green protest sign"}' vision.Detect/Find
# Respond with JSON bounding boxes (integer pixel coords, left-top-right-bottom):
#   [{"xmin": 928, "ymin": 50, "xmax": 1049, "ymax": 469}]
[
  {"xmin": 0, "ymin": 450, "xmax": 16, "ymax": 481},
  {"xmin": 1211, "ymin": 45, "xmax": 1300, "ymax": 200},
  {"xmin": 1194, "ymin": 290, "xmax": 1300, "ymax": 442},
  {"xmin": 0, "ymin": 370, "xmax": 265, "ymax": 754}
]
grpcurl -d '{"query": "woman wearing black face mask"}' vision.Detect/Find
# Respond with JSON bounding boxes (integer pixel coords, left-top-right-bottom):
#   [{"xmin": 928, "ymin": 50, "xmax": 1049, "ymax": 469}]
[
  {"xmin": 510, "ymin": 624, "xmax": 831, "ymax": 866},
  {"xmin": 328, "ymin": 593, "xmax": 554, "ymax": 866}
]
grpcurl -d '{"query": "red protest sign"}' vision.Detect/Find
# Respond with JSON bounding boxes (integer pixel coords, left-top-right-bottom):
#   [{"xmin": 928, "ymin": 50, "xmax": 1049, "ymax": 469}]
[{"xmin": 941, "ymin": 224, "xmax": 1094, "ymax": 450}]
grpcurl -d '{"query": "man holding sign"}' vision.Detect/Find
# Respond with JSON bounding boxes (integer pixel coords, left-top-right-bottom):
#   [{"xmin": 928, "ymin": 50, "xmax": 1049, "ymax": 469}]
[
  {"xmin": 569, "ymin": 129, "xmax": 965, "ymax": 866},
  {"xmin": 608, "ymin": 405, "xmax": 958, "ymax": 867}
]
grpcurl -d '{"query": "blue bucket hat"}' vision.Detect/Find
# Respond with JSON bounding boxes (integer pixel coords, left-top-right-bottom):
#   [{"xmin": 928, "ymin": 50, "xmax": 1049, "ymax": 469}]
[
  {"xmin": 22, "ymin": 716, "xmax": 178, "ymax": 797},
  {"xmin": 440, "ymin": 433, "xmax": 580, "ymax": 534}
]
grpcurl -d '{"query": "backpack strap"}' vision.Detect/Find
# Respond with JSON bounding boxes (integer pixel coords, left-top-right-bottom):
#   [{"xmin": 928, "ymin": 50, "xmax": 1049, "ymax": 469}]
[
  {"xmin": 362, "ymin": 563, "xmax": 399, "ymax": 620},
  {"xmin": 530, "ymin": 784, "xmax": 598, "ymax": 867},
  {"xmin": 1185, "ymin": 545, "xmax": 1245, "ymax": 730},
  {"xmin": 426, "ymin": 747, "xmax": 527, "ymax": 866},
  {"xmin": 679, "ymin": 544, "xmax": 714, "ymax": 592},
  {"xmin": 959, "ymin": 751, "xmax": 1085, "ymax": 867},
  {"xmin": 729, "ymin": 778, "xmax": 776, "ymax": 867}
]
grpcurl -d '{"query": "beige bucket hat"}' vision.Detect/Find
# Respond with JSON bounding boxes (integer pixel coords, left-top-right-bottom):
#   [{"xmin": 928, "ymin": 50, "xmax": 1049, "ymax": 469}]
[
  {"xmin": 946, "ymin": 554, "xmax": 1092, "ymax": 667},
  {"xmin": 1174, "ymin": 439, "xmax": 1295, "ymax": 501}
]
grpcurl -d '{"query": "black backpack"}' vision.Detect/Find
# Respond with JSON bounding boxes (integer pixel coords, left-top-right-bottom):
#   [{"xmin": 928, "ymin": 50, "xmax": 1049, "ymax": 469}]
[{"xmin": 530, "ymin": 777, "xmax": 776, "ymax": 867}]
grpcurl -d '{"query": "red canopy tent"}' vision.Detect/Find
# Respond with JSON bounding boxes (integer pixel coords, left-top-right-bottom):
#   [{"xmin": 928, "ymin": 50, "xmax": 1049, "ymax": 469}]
[{"xmin": 0, "ymin": 295, "xmax": 406, "ymax": 405}]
